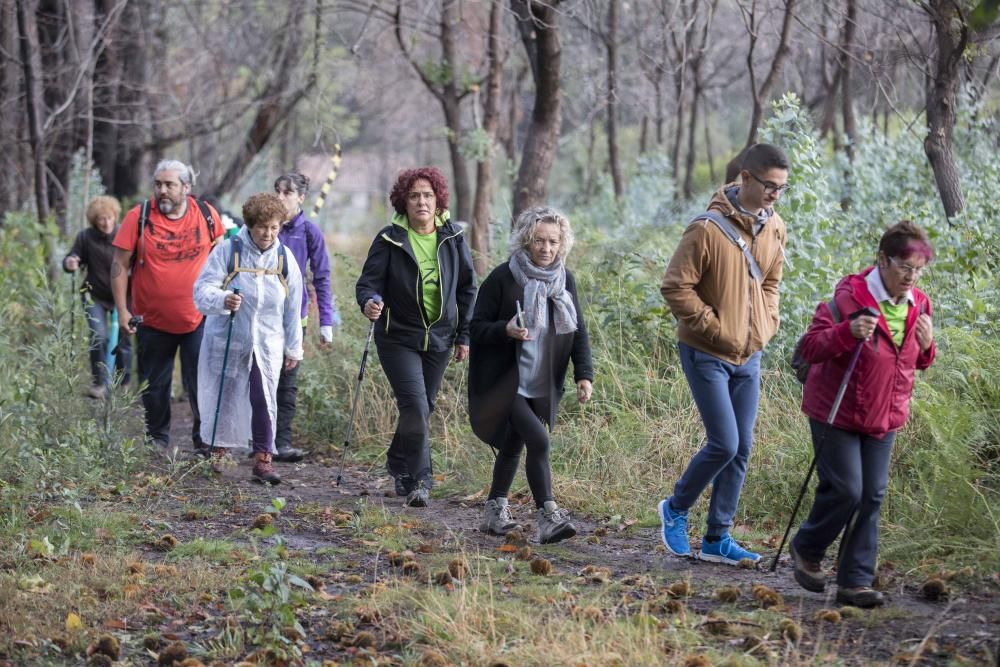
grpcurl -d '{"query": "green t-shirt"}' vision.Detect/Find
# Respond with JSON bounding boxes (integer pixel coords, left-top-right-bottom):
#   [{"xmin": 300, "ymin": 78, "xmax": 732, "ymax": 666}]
[
  {"xmin": 408, "ymin": 227, "xmax": 441, "ymax": 323},
  {"xmin": 880, "ymin": 300, "xmax": 909, "ymax": 347}
]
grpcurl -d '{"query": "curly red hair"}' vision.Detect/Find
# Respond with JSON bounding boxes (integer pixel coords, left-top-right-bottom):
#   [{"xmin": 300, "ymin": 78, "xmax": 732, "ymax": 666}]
[{"xmin": 388, "ymin": 167, "xmax": 449, "ymax": 215}]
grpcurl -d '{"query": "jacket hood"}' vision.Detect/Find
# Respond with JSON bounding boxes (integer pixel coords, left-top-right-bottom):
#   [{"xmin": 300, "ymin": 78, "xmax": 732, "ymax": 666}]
[
  {"xmin": 237, "ymin": 224, "xmax": 283, "ymax": 259},
  {"xmin": 391, "ymin": 209, "xmax": 451, "ymax": 229},
  {"xmin": 705, "ymin": 182, "xmax": 774, "ymax": 234}
]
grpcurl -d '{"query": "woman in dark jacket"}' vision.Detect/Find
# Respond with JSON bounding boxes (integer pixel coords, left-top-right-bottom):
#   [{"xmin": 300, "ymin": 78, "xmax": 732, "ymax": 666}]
[
  {"xmin": 63, "ymin": 195, "xmax": 131, "ymax": 399},
  {"xmin": 790, "ymin": 221, "xmax": 935, "ymax": 608},
  {"xmin": 356, "ymin": 167, "xmax": 476, "ymax": 507},
  {"xmin": 469, "ymin": 206, "xmax": 594, "ymax": 544}
]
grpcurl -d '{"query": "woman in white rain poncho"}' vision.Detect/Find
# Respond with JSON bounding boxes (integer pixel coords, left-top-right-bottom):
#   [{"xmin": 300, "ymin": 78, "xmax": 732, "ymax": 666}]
[{"xmin": 194, "ymin": 192, "xmax": 303, "ymax": 484}]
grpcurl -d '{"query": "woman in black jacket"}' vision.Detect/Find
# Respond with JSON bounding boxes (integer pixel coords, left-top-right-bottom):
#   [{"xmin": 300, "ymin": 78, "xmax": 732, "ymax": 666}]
[
  {"xmin": 469, "ymin": 206, "xmax": 593, "ymax": 543},
  {"xmin": 356, "ymin": 167, "xmax": 476, "ymax": 507}
]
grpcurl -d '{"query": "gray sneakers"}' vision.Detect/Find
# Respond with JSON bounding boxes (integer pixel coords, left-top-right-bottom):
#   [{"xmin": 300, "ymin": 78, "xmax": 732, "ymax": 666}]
[
  {"xmin": 480, "ymin": 498, "xmax": 522, "ymax": 536},
  {"xmin": 405, "ymin": 480, "xmax": 430, "ymax": 507},
  {"xmin": 536, "ymin": 505, "xmax": 576, "ymax": 544}
]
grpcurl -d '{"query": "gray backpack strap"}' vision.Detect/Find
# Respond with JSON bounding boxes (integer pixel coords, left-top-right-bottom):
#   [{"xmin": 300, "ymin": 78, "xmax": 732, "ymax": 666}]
[{"xmin": 691, "ymin": 210, "xmax": 763, "ymax": 282}]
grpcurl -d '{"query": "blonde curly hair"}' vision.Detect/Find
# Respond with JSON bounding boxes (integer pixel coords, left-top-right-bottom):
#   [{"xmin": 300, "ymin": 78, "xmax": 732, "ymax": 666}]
[{"xmin": 507, "ymin": 206, "xmax": 574, "ymax": 261}]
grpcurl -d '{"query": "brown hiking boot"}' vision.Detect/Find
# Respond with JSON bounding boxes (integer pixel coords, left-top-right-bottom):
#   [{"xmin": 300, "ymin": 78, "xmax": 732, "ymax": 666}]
[
  {"xmin": 252, "ymin": 452, "xmax": 281, "ymax": 485},
  {"xmin": 790, "ymin": 542, "xmax": 826, "ymax": 593}
]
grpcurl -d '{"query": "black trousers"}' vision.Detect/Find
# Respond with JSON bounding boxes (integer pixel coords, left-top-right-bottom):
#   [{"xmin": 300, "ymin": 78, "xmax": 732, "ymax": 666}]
[
  {"xmin": 136, "ymin": 320, "xmax": 204, "ymax": 447},
  {"xmin": 488, "ymin": 394, "xmax": 554, "ymax": 508},
  {"xmin": 376, "ymin": 342, "xmax": 451, "ymax": 486},
  {"xmin": 274, "ymin": 361, "xmax": 300, "ymax": 450}
]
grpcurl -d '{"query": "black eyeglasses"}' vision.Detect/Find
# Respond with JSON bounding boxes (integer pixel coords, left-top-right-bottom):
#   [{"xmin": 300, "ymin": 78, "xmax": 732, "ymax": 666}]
[{"xmin": 747, "ymin": 172, "xmax": 791, "ymax": 195}]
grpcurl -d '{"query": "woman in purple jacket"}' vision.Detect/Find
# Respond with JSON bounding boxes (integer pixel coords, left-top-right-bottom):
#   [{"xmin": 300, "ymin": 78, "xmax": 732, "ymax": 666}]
[{"xmin": 271, "ymin": 171, "xmax": 342, "ymax": 462}]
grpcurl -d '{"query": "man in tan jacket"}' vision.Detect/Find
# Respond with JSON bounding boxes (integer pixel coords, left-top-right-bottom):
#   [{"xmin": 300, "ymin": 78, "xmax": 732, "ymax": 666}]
[{"xmin": 657, "ymin": 143, "xmax": 789, "ymax": 566}]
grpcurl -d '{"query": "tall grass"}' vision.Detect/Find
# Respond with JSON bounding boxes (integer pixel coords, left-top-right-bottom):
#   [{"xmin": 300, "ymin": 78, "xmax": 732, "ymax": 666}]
[{"xmin": 0, "ymin": 213, "xmax": 144, "ymax": 499}]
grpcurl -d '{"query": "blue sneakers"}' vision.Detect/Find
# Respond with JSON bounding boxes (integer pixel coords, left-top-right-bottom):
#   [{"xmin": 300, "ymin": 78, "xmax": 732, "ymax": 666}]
[
  {"xmin": 699, "ymin": 533, "xmax": 761, "ymax": 565},
  {"xmin": 658, "ymin": 499, "xmax": 691, "ymax": 556}
]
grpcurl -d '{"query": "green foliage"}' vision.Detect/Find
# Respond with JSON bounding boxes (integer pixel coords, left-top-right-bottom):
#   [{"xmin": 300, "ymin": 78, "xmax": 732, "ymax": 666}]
[
  {"xmin": 228, "ymin": 498, "xmax": 313, "ymax": 661},
  {"xmin": 0, "ymin": 213, "xmax": 143, "ymax": 499}
]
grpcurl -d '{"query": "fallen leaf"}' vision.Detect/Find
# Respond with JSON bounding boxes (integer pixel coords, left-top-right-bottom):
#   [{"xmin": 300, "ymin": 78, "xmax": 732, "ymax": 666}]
[
  {"xmin": 65, "ymin": 612, "xmax": 84, "ymax": 632},
  {"xmin": 17, "ymin": 574, "xmax": 50, "ymax": 593},
  {"xmin": 496, "ymin": 544, "xmax": 517, "ymax": 553},
  {"xmin": 104, "ymin": 618, "xmax": 128, "ymax": 630}
]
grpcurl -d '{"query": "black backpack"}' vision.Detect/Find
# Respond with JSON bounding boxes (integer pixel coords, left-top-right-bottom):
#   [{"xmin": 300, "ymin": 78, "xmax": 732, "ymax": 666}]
[
  {"xmin": 790, "ymin": 299, "xmax": 841, "ymax": 384},
  {"xmin": 136, "ymin": 198, "xmax": 217, "ymax": 267}
]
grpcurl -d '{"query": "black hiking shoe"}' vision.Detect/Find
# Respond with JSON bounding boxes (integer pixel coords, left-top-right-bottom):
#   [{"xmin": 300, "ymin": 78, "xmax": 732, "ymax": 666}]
[
  {"xmin": 273, "ymin": 446, "xmax": 305, "ymax": 463},
  {"xmin": 405, "ymin": 480, "xmax": 430, "ymax": 507},
  {"xmin": 836, "ymin": 587, "xmax": 884, "ymax": 608}
]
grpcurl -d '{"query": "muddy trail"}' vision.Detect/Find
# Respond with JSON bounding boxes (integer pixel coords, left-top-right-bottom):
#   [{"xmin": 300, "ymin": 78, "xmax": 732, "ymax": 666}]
[{"xmin": 126, "ymin": 402, "xmax": 999, "ymax": 666}]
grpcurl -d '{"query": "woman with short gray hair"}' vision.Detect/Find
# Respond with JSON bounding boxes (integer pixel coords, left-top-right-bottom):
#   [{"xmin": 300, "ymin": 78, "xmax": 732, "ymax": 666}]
[{"xmin": 468, "ymin": 206, "xmax": 593, "ymax": 543}]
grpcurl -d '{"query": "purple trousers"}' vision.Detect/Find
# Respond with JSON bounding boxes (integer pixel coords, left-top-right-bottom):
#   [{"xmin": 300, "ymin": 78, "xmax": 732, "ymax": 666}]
[{"xmin": 250, "ymin": 354, "xmax": 275, "ymax": 455}]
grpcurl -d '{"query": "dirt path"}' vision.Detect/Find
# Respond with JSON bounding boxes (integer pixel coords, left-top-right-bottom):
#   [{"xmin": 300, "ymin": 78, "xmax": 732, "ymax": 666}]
[{"xmin": 145, "ymin": 402, "xmax": 999, "ymax": 666}]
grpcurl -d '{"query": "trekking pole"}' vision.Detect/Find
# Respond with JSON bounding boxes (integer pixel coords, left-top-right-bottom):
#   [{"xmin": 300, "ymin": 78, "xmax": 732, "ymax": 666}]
[
  {"xmin": 70, "ymin": 272, "xmax": 77, "ymax": 336},
  {"xmin": 210, "ymin": 287, "xmax": 241, "ymax": 449},
  {"xmin": 770, "ymin": 307, "xmax": 878, "ymax": 572},
  {"xmin": 336, "ymin": 294, "xmax": 381, "ymax": 486}
]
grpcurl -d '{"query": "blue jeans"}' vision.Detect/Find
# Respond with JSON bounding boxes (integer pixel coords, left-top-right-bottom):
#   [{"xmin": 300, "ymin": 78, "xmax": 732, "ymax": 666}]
[
  {"xmin": 84, "ymin": 301, "xmax": 131, "ymax": 386},
  {"xmin": 669, "ymin": 342, "xmax": 761, "ymax": 537},
  {"xmin": 792, "ymin": 420, "xmax": 895, "ymax": 588}
]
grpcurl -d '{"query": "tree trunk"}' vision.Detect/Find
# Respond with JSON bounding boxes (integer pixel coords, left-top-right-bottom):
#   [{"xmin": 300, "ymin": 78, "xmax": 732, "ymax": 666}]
[
  {"xmin": 639, "ymin": 115, "xmax": 649, "ymax": 155},
  {"xmin": 584, "ymin": 118, "xmax": 597, "ymax": 202},
  {"xmin": 511, "ymin": 0, "xmax": 562, "ymax": 217},
  {"xmin": 654, "ymin": 77, "xmax": 664, "ymax": 146},
  {"xmin": 16, "ymin": 0, "xmax": 51, "ymax": 229},
  {"xmin": 0, "ymin": 0, "xmax": 22, "ymax": 219},
  {"xmin": 683, "ymin": 87, "xmax": 701, "ymax": 199},
  {"xmin": 392, "ymin": 0, "xmax": 472, "ymax": 222},
  {"xmin": 840, "ymin": 0, "xmax": 857, "ymax": 163},
  {"xmin": 439, "ymin": 0, "xmax": 472, "ymax": 223},
  {"xmin": 704, "ymin": 110, "xmax": 717, "ymax": 186},
  {"xmin": 727, "ymin": 0, "xmax": 798, "ymax": 181},
  {"xmin": 923, "ymin": 0, "xmax": 968, "ymax": 219},
  {"xmin": 605, "ymin": 0, "xmax": 623, "ymax": 200},
  {"xmin": 471, "ymin": 1, "xmax": 503, "ymax": 276},
  {"xmin": 670, "ymin": 83, "xmax": 684, "ymax": 181},
  {"xmin": 211, "ymin": 3, "xmax": 308, "ymax": 195}
]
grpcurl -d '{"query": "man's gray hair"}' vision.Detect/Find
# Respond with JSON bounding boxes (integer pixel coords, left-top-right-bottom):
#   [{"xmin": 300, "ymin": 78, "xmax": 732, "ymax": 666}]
[
  {"xmin": 507, "ymin": 206, "xmax": 574, "ymax": 260},
  {"xmin": 153, "ymin": 159, "xmax": 197, "ymax": 187}
]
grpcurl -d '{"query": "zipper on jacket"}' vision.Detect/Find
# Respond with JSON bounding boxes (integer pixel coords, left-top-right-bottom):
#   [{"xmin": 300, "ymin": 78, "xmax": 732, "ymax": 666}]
[
  {"xmin": 420, "ymin": 229, "xmax": 462, "ymax": 351},
  {"xmin": 742, "ymin": 235, "xmax": 757, "ymax": 360},
  {"xmin": 383, "ymin": 227, "xmax": 463, "ymax": 351}
]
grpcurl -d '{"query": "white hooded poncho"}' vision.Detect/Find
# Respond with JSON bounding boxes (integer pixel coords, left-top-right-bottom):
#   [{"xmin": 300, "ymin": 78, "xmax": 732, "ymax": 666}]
[{"xmin": 194, "ymin": 226, "xmax": 304, "ymax": 451}]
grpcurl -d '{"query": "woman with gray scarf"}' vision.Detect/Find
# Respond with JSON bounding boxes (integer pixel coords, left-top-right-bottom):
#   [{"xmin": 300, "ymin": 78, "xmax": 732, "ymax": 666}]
[{"xmin": 468, "ymin": 207, "xmax": 594, "ymax": 544}]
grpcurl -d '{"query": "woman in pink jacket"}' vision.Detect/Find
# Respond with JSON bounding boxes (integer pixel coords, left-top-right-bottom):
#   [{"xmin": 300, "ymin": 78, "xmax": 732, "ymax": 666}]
[{"xmin": 789, "ymin": 221, "xmax": 935, "ymax": 608}]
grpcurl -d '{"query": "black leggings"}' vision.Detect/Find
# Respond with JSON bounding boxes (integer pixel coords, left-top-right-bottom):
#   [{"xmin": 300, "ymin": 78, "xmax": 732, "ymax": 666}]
[{"xmin": 489, "ymin": 395, "xmax": 553, "ymax": 508}]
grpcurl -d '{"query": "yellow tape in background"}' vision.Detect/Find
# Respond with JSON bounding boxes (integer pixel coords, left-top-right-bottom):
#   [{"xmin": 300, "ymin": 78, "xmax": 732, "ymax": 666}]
[{"xmin": 310, "ymin": 144, "xmax": 342, "ymax": 219}]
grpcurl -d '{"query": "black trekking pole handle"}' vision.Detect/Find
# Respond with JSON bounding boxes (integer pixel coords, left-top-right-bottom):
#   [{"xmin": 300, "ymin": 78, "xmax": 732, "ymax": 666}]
[
  {"xmin": 769, "ymin": 307, "xmax": 878, "ymax": 572},
  {"xmin": 336, "ymin": 294, "xmax": 381, "ymax": 486}
]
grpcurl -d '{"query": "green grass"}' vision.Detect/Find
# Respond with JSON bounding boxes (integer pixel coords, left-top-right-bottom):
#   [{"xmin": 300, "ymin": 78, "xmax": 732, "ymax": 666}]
[{"xmin": 168, "ymin": 538, "xmax": 250, "ymax": 564}]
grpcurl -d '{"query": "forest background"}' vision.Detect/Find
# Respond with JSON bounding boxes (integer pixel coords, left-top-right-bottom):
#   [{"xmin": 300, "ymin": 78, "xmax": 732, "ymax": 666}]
[{"xmin": 0, "ymin": 1, "xmax": 999, "ymax": 665}]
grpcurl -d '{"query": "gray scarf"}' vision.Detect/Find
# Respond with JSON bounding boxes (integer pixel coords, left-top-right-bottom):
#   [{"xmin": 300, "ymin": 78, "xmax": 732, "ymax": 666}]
[{"xmin": 509, "ymin": 249, "xmax": 577, "ymax": 335}]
